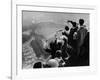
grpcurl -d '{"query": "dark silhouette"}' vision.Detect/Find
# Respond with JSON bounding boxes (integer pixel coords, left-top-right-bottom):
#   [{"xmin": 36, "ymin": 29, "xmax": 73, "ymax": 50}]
[
  {"xmin": 33, "ymin": 62, "xmax": 42, "ymax": 68},
  {"xmin": 62, "ymin": 26, "xmax": 69, "ymax": 37}
]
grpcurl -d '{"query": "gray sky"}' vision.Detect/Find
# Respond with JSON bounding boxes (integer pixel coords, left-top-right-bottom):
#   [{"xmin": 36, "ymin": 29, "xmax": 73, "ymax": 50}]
[
  {"xmin": 22, "ymin": 11, "xmax": 89, "ymax": 39},
  {"xmin": 22, "ymin": 11, "xmax": 89, "ymax": 27}
]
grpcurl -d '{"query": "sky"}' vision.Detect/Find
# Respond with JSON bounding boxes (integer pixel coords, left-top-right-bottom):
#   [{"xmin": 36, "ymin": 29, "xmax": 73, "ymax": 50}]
[
  {"xmin": 22, "ymin": 11, "xmax": 89, "ymax": 39},
  {"xmin": 22, "ymin": 11, "xmax": 89, "ymax": 27}
]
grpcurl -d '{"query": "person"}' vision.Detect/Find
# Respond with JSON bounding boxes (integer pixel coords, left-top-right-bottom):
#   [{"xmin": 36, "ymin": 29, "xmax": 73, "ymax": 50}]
[
  {"xmin": 33, "ymin": 62, "xmax": 42, "ymax": 68},
  {"xmin": 61, "ymin": 36, "xmax": 71, "ymax": 63},
  {"xmin": 77, "ymin": 19, "xmax": 88, "ymax": 56},
  {"xmin": 55, "ymin": 50, "xmax": 66, "ymax": 67},
  {"xmin": 62, "ymin": 26, "xmax": 69, "ymax": 37},
  {"xmin": 45, "ymin": 32, "xmax": 67, "ymax": 59},
  {"xmin": 81, "ymin": 31, "xmax": 89, "ymax": 65},
  {"xmin": 67, "ymin": 20, "xmax": 78, "ymax": 47},
  {"xmin": 44, "ymin": 39, "xmax": 58, "ymax": 59},
  {"xmin": 45, "ymin": 59, "xmax": 59, "ymax": 67},
  {"xmin": 44, "ymin": 50, "xmax": 66, "ymax": 68},
  {"xmin": 67, "ymin": 20, "xmax": 78, "ymax": 57}
]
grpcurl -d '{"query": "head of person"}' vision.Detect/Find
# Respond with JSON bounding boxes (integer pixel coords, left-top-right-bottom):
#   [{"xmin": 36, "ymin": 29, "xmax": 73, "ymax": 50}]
[
  {"xmin": 65, "ymin": 26, "xmax": 69, "ymax": 31},
  {"xmin": 55, "ymin": 50, "xmax": 62, "ymax": 58},
  {"xmin": 47, "ymin": 59, "xmax": 59, "ymax": 67},
  {"xmin": 72, "ymin": 22, "xmax": 77, "ymax": 27},
  {"xmin": 33, "ymin": 62, "xmax": 42, "ymax": 68},
  {"xmin": 79, "ymin": 19, "xmax": 84, "ymax": 26}
]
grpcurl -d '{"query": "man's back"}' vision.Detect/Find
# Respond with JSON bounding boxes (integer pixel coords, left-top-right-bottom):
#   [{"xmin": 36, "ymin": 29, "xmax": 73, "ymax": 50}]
[{"xmin": 77, "ymin": 26, "xmax": 88, "ymax": 47}]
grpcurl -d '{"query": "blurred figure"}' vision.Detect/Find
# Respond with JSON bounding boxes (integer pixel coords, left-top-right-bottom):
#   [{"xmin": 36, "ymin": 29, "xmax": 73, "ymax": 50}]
[
  {"xmin": 62, "ymin": 26, "xmax": 69, "ymax": 37},
  {"xmin": 77, "ymin": 19, "xmax": 88, "ymax": 56},
  {"xmin": 67, "ymin": 20, "xmax": 78, "ymax": 57},
  {"xmin": 46, "ymin": 59, "xmax": 59, "ymax": 67},
  {"xmin": 67, "ymin": 20, "xmax": 78, "ymax": 47},
  {"xmin": 55, "ymin": 50, "xmax": 66, "ymax": 66},
  {"xmin": 71, "ymin": 19, "xmax": 89, "ymax": 66},
  {"xmin": 33, "ymin": 62, "xmax": 42, "ymax": 68}
]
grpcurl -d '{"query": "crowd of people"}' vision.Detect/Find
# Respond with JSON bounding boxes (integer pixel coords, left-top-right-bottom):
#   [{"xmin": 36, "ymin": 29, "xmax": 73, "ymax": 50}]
[
  {"xmin": 37, "ymin": 18, "xmax": 89, "ymax": 68},
  {"xmin": 22, "ymin": 18, "xmax": 89, "ymax": 68}
]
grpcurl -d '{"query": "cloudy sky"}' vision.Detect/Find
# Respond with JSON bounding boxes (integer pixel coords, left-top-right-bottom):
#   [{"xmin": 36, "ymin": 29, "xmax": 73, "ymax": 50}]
[
  {"xmin": 22, "ymin": 11, "xmax": 89, "ymax": 27},
  {"xmin": 22, "ymin": 11, "xmax": 89, "ymax": 39}
]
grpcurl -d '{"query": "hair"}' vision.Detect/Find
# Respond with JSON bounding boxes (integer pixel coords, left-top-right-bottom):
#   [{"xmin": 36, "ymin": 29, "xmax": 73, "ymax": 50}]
[
  {"xmin": 72, "ymin": 22, "xmax": 77, "ymax": 27},
  {"xmin": 56, "ymin": 50, "xmax": 62, "ymax": 58},
  {"xmin": 65, "ymin": 26, "xmax": 69, "ymax": 31},
  {"xmin": 79, "ymin": 19, "xmax": 84, "ymax": 26},
  {"xmin": 33, "ymin": 62, "xmax": 42, "ymax": 68},
  {"xmin": 57, "ymin": 42, "xmax": 62, "ymax": 50}
]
